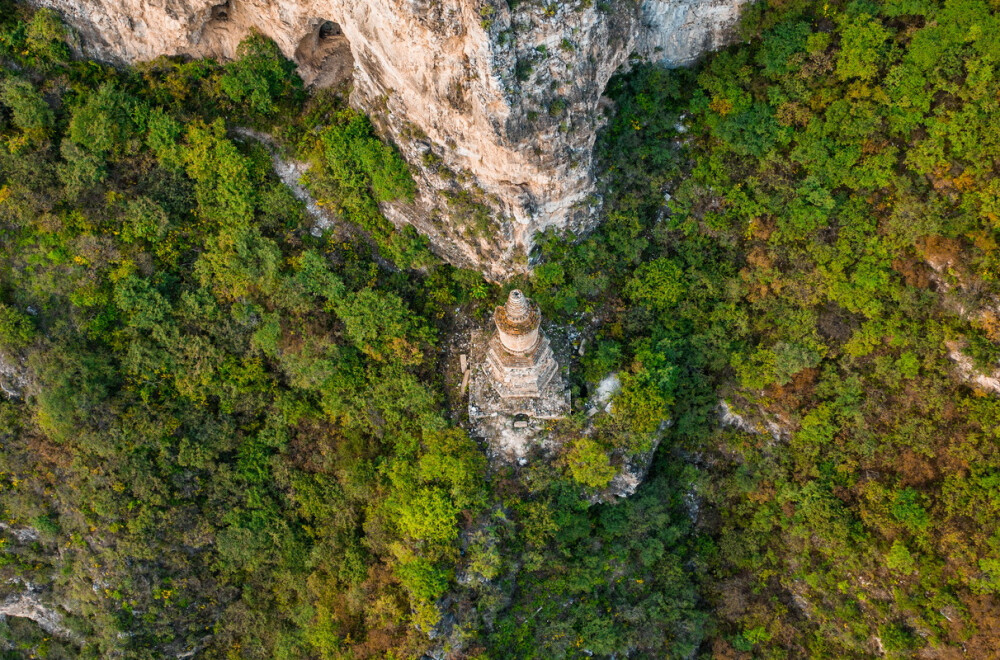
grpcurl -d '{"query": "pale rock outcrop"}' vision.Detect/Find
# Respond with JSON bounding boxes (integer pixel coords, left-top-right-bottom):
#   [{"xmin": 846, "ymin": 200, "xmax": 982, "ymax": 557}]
[
  {"xmin": 0, "ymin": 587, "xmax": 77, "ymax": 641},
  {"xmin": 636, "ymin": 0, "xmax": 751, "ymax": 64},
  {"xmin": 718, "ymin": 399, "xmax": 791, "ymax": 442},
  {"xmin": 34, "ymin": 0, "xmax": 748, "ymax": 278},
  {"xmin": 602, "ymin": 433, "xmax": 662, "ymax": 500},
  {"xmin": 0, "ymin": 352, "xmax": 28, "ymax": 399},
  {"xmin": 946, "ymin": 340, "xmax": 1000, "ymax": 395}
]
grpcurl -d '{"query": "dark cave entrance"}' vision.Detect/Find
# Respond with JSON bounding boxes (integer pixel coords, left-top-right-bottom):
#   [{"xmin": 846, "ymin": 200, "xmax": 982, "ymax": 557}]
[
  {"xmin": 318, "ymin": 20, "xmax": 340, "ymax": 40},
  {"xmin": 200, "ymin": 0, "xmax": 241, "ymax": 45},
  {"xmin": 210, "ymin": 1, "xmax": 230, "ymax": 21},
  {"xmin": 294, "ymin": 20, "xmax": 354, "ymax": 89}
]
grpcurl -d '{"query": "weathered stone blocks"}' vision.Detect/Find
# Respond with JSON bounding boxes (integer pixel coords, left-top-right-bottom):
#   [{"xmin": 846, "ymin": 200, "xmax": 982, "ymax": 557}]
[{"xmin": 469, "ymin": 290, "xmax": 569, "ymax": 457}]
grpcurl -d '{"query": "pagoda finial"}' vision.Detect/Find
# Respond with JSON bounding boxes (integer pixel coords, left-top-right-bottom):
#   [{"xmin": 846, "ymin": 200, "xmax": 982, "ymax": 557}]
[
  {"xmin": 493, "ymin": 290, "xmax": 541, "ymax": 355},
  {"xmin": 505, "ymin": 289, "xmax": 530, "ymax": 320}
]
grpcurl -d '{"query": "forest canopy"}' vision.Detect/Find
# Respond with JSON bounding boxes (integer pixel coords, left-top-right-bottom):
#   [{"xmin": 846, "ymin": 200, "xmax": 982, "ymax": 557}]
[{"xmin": 2, "ymin": 0, "xmax": 1000, "ymax": 658}]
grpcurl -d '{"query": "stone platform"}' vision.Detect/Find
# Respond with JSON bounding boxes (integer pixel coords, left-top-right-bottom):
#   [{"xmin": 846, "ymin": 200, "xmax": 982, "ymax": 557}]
[
  {"xmin": 467, "ymin": 290, "xmax": 571, "ymax": 459},
  {"xmin": 468, "ymin": 329, "xmax": 570, "ymax": 459}
]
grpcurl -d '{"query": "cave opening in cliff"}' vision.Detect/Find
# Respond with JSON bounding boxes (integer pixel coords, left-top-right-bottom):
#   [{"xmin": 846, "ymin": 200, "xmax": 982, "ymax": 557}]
[
  {"xmin": 319, "ymin": 21, "xmax": 340, "ymax": 40},
  {"xmin": 295, "ymin": 20, "xmax": 354, "ymax": 89},
  {"xmin": 210, "ymin": 1, "xmax": 230, "ymax": 21},
  {"xmin": 201, "ymin": 0, "xmax": 239, "ymax": 46}
]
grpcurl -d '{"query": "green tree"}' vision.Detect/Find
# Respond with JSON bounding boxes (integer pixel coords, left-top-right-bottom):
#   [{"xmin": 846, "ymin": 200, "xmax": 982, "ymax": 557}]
[
  {"xmin": 220, "ymin": 32, "xmax": 303, "ymax": 117},
  {"xmin": 566, "ymin": 437, "xmax": 616, "ymax": 489},
  {"xmin": 836, "ymin": 13, "xmax": 891, "ymax": 81},
  {"xmin": 24, "ymin": 8, "xmax": 71, "ymax": 65},
  {"xmin": 0, "ymin": 304, "xmax": 34, "ymax": 349},
  {"xmin": 67, "ymin": 82, "xmax": 147, "ymax": 159},
  {"xmin": 0, "ymin": 78, "xmax": 53, "ymax": 144},
  {"xmin": 626, "ymin": 257, "xmax": 686, "ymax": 313}
]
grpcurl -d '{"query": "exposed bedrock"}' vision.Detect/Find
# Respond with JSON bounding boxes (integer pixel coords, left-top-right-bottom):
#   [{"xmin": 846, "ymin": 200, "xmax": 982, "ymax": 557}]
[{"xmin": 35, "ymin": 0, "xmax": 748, "ymax": 279}]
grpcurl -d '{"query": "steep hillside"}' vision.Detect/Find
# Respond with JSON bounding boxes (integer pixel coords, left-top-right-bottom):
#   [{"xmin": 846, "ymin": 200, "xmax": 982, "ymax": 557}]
[{"xmin": 31, "ymin": 0, "xmax": 747, "ymax": 278}]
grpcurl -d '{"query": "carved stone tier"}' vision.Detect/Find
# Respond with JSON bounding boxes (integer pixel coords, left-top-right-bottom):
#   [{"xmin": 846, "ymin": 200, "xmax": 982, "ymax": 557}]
[
  {"xmin": 485, "ymin": 333, "xmax": 559, "ymax": 398},
  {"xmin": 493, "ymin": 289, "xmax": 540, "ymax": 355},
  {"xmin": 469, "ymin": 331, "xmax": 570, "ymax": 422},
  {"xmin": 469, "ymin": 291, "xmax": 570, "ymax": 457}
]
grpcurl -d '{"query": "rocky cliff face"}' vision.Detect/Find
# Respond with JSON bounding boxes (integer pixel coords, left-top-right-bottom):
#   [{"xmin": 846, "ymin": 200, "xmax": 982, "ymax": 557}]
[{"xmin": 35, "ymin": 0, "xmax": 747, "ymax": 278}]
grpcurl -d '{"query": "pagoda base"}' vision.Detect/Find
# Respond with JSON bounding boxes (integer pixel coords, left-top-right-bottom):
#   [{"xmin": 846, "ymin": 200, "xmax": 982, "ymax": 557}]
[{"xmin": 467, "ymin": 330, "xmax": 570, "ymax": 460}]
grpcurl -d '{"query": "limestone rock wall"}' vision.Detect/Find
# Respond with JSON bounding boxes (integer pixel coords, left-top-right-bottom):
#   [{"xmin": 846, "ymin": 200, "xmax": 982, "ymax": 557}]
[
  {"xmin": 33, "ymin": 0, "xmax": 748, "ymax": 279},
  {"xmin": 636, "ymin": 0, "xmax": 752, "ymax": 64}
]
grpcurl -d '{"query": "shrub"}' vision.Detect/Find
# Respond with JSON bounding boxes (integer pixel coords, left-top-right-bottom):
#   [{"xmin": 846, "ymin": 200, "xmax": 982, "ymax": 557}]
[
  {"xmin": 0, "ymin": 304, "xmax": 34, "ymax": 349},
  {"xmin": 566, "ymin": 437, "xmax": 616, "ymax": 489},
  {"xmin": 886, "ymin": 540, "xmax": 916, "ymax": 574},
  {"xmin": 24, "ymin": 8, "xmax": 71, "ymax": 65},
  {"xmin": 0, "ymin": 78, "xmax": 53, "ymax": 144},
  {"xmin": 220, "ymin": 32, "xmax": 303, "ymax": 117}
]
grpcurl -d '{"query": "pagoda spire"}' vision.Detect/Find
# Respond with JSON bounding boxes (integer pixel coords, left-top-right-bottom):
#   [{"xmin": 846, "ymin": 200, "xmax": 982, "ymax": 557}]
[{"xmin": 493, "ymin": 290, "xmax": 541, "ymax": 355}]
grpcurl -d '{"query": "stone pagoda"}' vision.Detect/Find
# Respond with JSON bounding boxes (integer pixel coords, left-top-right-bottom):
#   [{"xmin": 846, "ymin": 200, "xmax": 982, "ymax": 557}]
[{"xmin": 468, "ymin": 290, "xmax": 569, "ymax": 454}]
